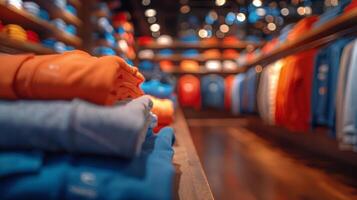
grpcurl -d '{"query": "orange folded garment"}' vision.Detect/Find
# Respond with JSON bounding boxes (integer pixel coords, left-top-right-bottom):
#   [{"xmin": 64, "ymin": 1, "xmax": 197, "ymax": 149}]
[
  {"xmin": 150, "ymin": 96, "xmax": 174, "ymax": 126},
  {"xmin": 0, "ymin": 50, "xmax": 144, "ymax": 105}
]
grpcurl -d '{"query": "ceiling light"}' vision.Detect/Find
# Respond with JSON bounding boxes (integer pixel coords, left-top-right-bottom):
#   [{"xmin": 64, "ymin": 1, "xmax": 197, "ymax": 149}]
[
  {"xmin": 252, "ymin": 0, "xmax": 262, "ymax": 7},
  {"xmin": 147, "ymin": 16, "xmax": 156, "ymax": 23},
  {"xmin": 267, "ymin": 23, "xmax": 276, "ymax": 31},
  {"xmin": 219, "ymin": 24, "xmax": 229, "ymax": 33},
  {"xmin": 215, "ymin": 0, "xmax": 226, "ymax": 6},
  {"xmin": 152, "ymin": 31, "xmax": 160, "ymax": 38},
  {"xmin": 150, "ymin": 23, "xmax": 160, "ymax": 32},
  {"xmin": 216, "ymin": 30, "xmax": 224, "ymax": 38},
  {"xmin": 180, "ymin": 5, "xmax": 190, "ymax": 13},
  {"xmin": 142, "ymin": 0, "xmax": 150, "ymax": 6},
  {"xmin": 198, "ymin": 29, "xmax": 208, "ymax": 38},
  {"xmin": 236, "ymin": 13, "xmax": 246, "ymax": 22},
  {"xmin": 281, "ymin": 8, "xmax": 289, "ymax": 16},
  {"xmin": 304, "ymin": 6, "xmax": 312, "ymax": 15},
  {"xmin": 256, "ymin": 8, "xmax": 266, "ymax": 16},
  {"xmin": 145, "ymin": 9, "xmax": 156, "ymax": 17},
  {"xmin": 297, "ymin": 7, "xmax": 305, "ymax": 15}
]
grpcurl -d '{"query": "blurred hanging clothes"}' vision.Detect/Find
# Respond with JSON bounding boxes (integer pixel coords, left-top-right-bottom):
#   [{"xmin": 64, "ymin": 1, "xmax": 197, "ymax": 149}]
[
  {"xmin": 275, "ymin": 16, "xmax": 318, "ymax": 131},
  {"xmin": 337, "ymin": 39, "xmax": 357, "ymax": 150},
  {"xmin": 0, "ymin": 127, "xmax": 175, "ymax": 200},
  {"xmin": 0, "ymin": 96, "xmax": 153, "ymax": 158},
  {"xmin": 311, "ymin": 38, "xmax": 352, "ymax": 136},
  {"xmin": 201, "ymin": 75, "xmax": 225, "ymax": 109},
  {"xmin": 240, "ymin": 67, "xmax": 260, "ymax": 114},
  {"xmin": 224, "ymin": 75, "xmax": 235, "ymax": 110},
  {"xmin": 177, "ymin": 75, "xmax": 201, "ymax": 110},
  {"xmin": 231, "ymin": 73, "xmax": 245, "ymax": 115},
  {"xmin": 0, "ymin": 51, "xmax": 144, "ymax": 105}
]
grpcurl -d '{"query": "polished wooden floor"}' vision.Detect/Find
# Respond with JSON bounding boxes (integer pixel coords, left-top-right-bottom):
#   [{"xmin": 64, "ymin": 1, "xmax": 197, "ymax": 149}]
[{"xmin": 187, "ymin": 118, "xmax": 357, "ymax": 200}]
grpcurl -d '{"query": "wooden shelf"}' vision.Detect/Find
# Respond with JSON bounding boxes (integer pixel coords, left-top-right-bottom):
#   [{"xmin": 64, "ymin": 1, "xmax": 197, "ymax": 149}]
[
  {"xmin": 138, "ymin": 40, "xmax": 260, "ymax": 50},
  {"xmin": 172, "ymin": 108, "xmax": 214, "ymax": 200},
  {"xmin": 34, "ymin": 0, "xmax": 82, "ymax": 27},
  {"xmin": 0, "ymin": 33, "xmax": 55, "ymax": 54},
  {"xmin": 147, "ymin": 54, "xmax": 236, "ymax": 62},
  {"xmin": 241, "ymin": 9, "xmax": 357, "ymax": 70},
  {"xmin": 0, "ymin": 2, "xmax": 82, "ymax": 47},
  {"xmin": 165, "ymin": 67, "xmax": 244, "ymax": 76}
]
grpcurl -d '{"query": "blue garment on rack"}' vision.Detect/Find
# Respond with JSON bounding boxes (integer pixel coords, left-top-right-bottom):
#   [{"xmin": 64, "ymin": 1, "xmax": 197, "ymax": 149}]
[
  {"xmin": 313, "ymin": 0, "xmax": 351, "ymax": 28},
  {"xmin": 201, "ymin": 75, "xmax": 225, "ymax": 109},
  {"xmin": 311, "ymin": 38, "xmax": 352, "ymax": 136},
  {"xmin": 182, "ymin": 49, "xmax": 199, "ymax": 58},
  {"xmin": 241, "ymin": 68, "xmax": 259, "ymax": 114},
  {"xmin": 0, "ymin": 127, "xmax": 175, "ymax": 200},
  {"xmin": 141, "ymin": 80, "xmax": 174, "ymax": 99},
  {"xmin": 39, "ymin": 9, "xmax": 49, "ymax": 20},
  {"xmin": 231, "ymin": 73, "xmax": 245, "ymax": 115},
  {"xmin": 66, "ymin": 4, "xmax": 77, "ymax": 15},
  {"xmin": 0, "ymin": 96, "xmax": 153, "ymax": 158},
  {"xmin": 158, "ymin": 49, "xmax": 174, "ymax": 57},
  {"xmin": 65, "ymin": 25, "xmax": 77, "ymax": 35},
  {"xmin": 92, "ymin": 46, "xmax": 116, "ymax": 56}
]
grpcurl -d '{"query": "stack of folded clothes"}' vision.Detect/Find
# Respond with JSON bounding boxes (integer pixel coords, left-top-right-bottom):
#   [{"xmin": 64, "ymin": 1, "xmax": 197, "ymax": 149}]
[
  {"xmin": 2, "ymin": 24, "xmax": 27, "ymax": 41},
  {"xmin": 0, "ymin": 51, "xmax": 176, "ymax": 200}
]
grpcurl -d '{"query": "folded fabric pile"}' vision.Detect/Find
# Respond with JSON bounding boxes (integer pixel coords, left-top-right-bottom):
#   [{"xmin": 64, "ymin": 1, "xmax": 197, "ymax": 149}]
[
  {"xmin": 0, "ymin": 51, "xmax": 176, "ymax": 199},
  {"xmin": 2, "ymin": 24, "xmax": 27, "ymax": 41}
]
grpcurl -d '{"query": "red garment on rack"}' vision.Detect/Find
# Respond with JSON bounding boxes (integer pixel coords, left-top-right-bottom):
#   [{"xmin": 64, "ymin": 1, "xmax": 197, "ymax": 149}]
[
  {"xmin": 224, "ymin": 75, "xmax": 235, "ymax": 110},
  {"xmin": 178, "ymin": 75, "xmax": 201, "ymax": 110},
  {"xmin": 0, "ymin": 50, "xmax": 144, "ymax": 105}
]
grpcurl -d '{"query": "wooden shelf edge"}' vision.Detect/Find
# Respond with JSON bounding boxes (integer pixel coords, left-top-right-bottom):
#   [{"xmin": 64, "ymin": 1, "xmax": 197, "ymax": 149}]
[
  {"xmin": 0, "ymin": 33, "xmax": 55, "ymax": 54},
  {"xmin": 138, "ymin": 41, "xmax": 261, "ymax": 50},
  {"xmin": 241, "ymin": 9, "xmax": 357, "ymax": 70},
  {"xmin": 0, "ymin": 3, "xmax": 82, "ymax": 47},
  {"xmin": 172, "ymin": 108, "xmax": 214, "ymax": 200},
  {"xmin": 68, "ymin": 0, "xmax": 81, "ymax": 9}
]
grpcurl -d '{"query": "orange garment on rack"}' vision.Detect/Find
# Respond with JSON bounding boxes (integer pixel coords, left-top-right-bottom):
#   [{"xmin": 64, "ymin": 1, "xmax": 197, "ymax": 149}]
[
  {"xmin": 180, "ymin": 60, "xmax": 200, "ymax": 72},
  {"xmin": 222, "ymin": 49, "xmax": 239, "ymax": 59},
  {"xmin": 224, "ymin": 75, "xmax": 235, "ymax": 110},
  {"xmin": 0, "ymin": 50, "xmax": 144, "ymax": 105},
  {"xmin": 202, "ymin": 49, "xmax": 221, "ymax": 59},
  {"xmin": 275, "ymin": 16, "xmax": 318, "ymax": 131},
  {"xmin": 150, "ymin": 96, "xmax": 174, "ymax": 127}
]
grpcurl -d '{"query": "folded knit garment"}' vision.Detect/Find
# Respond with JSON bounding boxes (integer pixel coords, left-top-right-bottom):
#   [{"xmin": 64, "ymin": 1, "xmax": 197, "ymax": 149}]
[
  {"xmin": 0, "ymin": 50, "xmax": 144, "ymax": 105},
  {"xmin": 0, "ymin": 96, "xmax": 153, "ymax": 158},
  {"xmin": 0, "ymin": 127, "xmax": 175, "ymax": 200},
  {"xmin": 150, "ymin": 96, "xmax": 174, "ymax": 126}
]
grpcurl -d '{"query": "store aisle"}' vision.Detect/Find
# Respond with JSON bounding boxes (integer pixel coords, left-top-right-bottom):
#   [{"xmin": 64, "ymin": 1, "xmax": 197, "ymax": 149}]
[{"xmin": 187, "ymin": 118, "xmax": 357, "ymax": 200}]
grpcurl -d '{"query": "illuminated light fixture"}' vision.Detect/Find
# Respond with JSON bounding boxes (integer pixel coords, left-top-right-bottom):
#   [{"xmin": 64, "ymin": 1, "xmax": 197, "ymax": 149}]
[
  {"xmin": 215, "ymin": 0, "xmax": 226, "ymax": 6},
  {"xmin": 219, "ymin": 24, "xmax": 229, "ymax": 33},
  {"xmin": 216, "ymin": 30, "xmax": 224, "ymax": 38},
  {"xmin": 297, "ymin": 6, "xmax": 305, "ymax": 15},
  {"xmin": 331, "ymin": 0, "xmax": 339, "ymax": 6},
  {"xmin": 304, "ymin": 6, "xmax": 312, "ymax": 15},
  {"xmin": 236, "ymin": 13, "xmax": 246, "ymax": 22},
  {"xmin": 209, "ymin": 10, "xmax": 218, "ymax": 20},
  {"xmin": 145, "ymin": 9, "xmax": 156, "ymax": 17},
  {"xmin": 142, "ymin": 0, "xmax": 150, "ymax": 6},
  {"xmin": 256, "ymin": 8, "xmax": 266, "ymax": 16},
  {"xmin": 147, "ymin": 16, "xmax": 156, "ymax": 23},
  {"xmin": 265, "ymin": 15, "xmax": 274, "ymax": 23},
  {"xmin": 150, "ymin": 23, "xmax": 160, "ymax": 32},
  {"xmin": 281, "ymin": 8, "xmax": 289, "ymax": 16},
  {"xmin": 252, "ymin": 0, "xmax": 262, "ymax": 7},
  {"xmin": 204, "ymin": 24, "xmax": 212, "ymax": 30},
  {"xmin": 198, "ymin": 29, "xmax": 208, "ymax": 38},
  {"xmin": 267, "ymin": 22, "xmax": 276, "ymax": 31},
  {"xmin": 180, "ymin": 5, "xmax": 190, "ymax": 13},
  {"xmin": 152, "ymin": 31, "xmax": 160, "ymax": 37},
  {"xmin": 255, "ymin": 65, "xmax": 263, "ymax": 73}
]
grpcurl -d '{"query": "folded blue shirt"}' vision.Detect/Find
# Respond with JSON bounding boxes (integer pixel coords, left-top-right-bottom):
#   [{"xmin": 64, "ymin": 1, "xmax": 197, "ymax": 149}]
[
  {"xmin": 0, "ymin": 127, "xmax": 175, "ymax": 200},
  {"xmin": 0, "ymin": 96, "xmax": 153, "ymax": 158}
]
